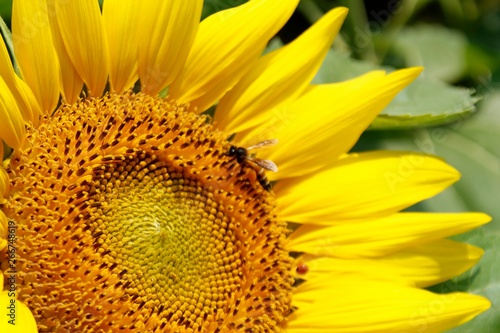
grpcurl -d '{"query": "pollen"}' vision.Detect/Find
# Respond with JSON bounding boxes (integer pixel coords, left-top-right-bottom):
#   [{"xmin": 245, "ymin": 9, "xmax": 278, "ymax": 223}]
[{"xmin": 1, "ymin": 93, "xmax": 293, "ymax": 332}]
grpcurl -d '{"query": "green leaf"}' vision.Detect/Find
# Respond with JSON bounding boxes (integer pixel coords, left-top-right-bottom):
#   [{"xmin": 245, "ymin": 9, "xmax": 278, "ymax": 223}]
[
  {"xmin": 312, "ymin": 48, "xmax": 382, "ymax": 83},
  {"xmin": 313, "ymin": 49, "xmax": 478, "ymax": 129},
  {"xmin": 355, "ymin": 91, "xmax": 500, "ymax": 333},
  {"xmin": 264, "ymin": 37, "xmax": 284, "ymax": 55},
  {"xmin": 0, "ymin": 14, "xmax": 19, "ymax": 75},
  {"xmin": 371, "ymin": 76, "xmax": 478, "ymax": 129},
  {"xmin": 388, "ymin": 24, "xmax": 468, "ymax": 82},
  {"xmin": 0, "ymin": 0, "xmax": 12, "ymax": 22}
]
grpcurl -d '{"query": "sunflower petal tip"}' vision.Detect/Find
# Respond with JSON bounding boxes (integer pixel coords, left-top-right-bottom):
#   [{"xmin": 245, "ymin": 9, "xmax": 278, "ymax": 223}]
[
  {"xmin": 467, "ymin": 293, "xmax": 492, "ymax": 313},
  {"xmin": 452, "ymin": 293, "xmax": 492, "ymax": 328},
  {"xmin": 335, "ymin": 6, "xmax": 349, "ymax": 17},
  {"xmin": 439, "ymin": 159, "xmax": 461, "ymax": 180},
  {"xmin": 409, "ymin": 66, "xmax": 425, "ymax": 74},
  {"xmin": 388, "ymin": 66, "xmax": 424, "ymax": 85},
  {"xmin": 479, "ymin": 213, "xmax": 493, "ymax": 223},
  {"xmin": 471, "ymin": 246, "xmax": 485, "ymax": 259}
]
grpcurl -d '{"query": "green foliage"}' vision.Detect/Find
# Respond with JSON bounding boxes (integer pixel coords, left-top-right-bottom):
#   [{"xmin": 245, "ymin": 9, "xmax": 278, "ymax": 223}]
[
  {"xmin": 389, "ymin": 24, "xmax": 468, "ymax": 82},
  {"xmin": 0, "ymin": 0, "xmax": 12, "ymax": 22}
]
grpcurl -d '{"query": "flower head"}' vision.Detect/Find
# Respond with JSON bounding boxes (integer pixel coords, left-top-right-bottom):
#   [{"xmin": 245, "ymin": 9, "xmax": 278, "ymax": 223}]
[{"xmin": 0, "ymin": 1, "xmax": 491, "ymax": 332}]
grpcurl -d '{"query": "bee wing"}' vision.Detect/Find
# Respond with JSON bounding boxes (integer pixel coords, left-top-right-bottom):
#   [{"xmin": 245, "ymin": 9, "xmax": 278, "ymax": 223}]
[
  {"xmin": 246, "ymin": 139, "xmax": 278, "ymax": 151},
  {"xmin": 247, "ymin": 157, "xmax": 278, "ymax": 172}
]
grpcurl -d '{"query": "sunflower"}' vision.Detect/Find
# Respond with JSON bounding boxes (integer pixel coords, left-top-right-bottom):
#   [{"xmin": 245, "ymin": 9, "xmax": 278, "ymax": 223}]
[{"xmin": 0, "ymin": 0, "xmax": 491, "ymax": 332}]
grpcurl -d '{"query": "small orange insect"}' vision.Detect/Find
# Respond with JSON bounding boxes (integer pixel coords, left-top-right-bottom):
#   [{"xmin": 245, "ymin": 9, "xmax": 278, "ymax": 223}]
[{"xmin": 296, "ymin": 262, "xmax": 309, "ymax": 275}]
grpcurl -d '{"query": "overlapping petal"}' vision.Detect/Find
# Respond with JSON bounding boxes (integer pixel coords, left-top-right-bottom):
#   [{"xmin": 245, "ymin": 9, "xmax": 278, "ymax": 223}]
[
  {"xmin": 55, "ymin": 0, "xmax": 109, "ymax": 96},
  {"xmin": 12, "ymin": 0, "xmax": 60, "ymax": 113},
  {"xmin": 137, "ymin": 0, "xmax": 203, "ymax": 95},
  {"xmin": 380, "ymin": 239, "xmax": 486, "ymax": 288},
  {"xmin": 298, "ymin": 239, "xmax": 485, "ymax": 288},
  {"xmin": 288, "ymin": 277, "xmax": 490, "ymax": 333},
  {"xmin": 0, "ymin": 77, "xmax": 25, "ymax": 150},
  {"xmin": 297, "ymin": 256, "xmax": 413, "ymax": 286},
  {"xmin": 169, "ymin": 0, "xmax": 299, "ymax": 112},
  {"xmin": 0, "ymin": 166, "xmax": 9, "ymax": 204},
  {"xmin": 276, "ymin": 151, "xmax": 460, "ymax": 222},
  {"xmin": 288, "ymin": 212, "xmax": 490, "ymax": 258},
  {"xmin": 214, "ymin": 7, "xmax": 348, "ymax": 134},
  {"xmin": 0, "ymin": 36, "xmax": 40, "ymax": 125},
  {"xmin": 103, "ymin": 0, "xmax": 141, "ymax": 94},
  {"xmin": 0, "ymin": 212, "xmax": 7, "ymax": 251},
  {"xmin": 46, "ymin": 0, "xmax": 84, "ymax": 105}
]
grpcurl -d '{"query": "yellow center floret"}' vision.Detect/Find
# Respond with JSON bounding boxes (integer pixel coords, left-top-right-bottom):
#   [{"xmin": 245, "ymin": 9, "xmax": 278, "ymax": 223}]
[{"xmin": 1, "ymin": 93, "xmax": 293, "ymax": 332}]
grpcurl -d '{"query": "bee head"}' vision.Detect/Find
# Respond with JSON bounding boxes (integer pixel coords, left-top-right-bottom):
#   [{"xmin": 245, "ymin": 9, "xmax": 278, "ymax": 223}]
[{"xmin": 228, "ymin": 145, "xmax": 237, "ymax": 156}]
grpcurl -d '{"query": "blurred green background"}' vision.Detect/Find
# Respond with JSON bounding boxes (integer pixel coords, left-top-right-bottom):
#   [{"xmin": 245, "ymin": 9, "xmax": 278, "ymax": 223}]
[{"xmin": 1, "ymin": 0, "xmax": 499, "ymax": 331}]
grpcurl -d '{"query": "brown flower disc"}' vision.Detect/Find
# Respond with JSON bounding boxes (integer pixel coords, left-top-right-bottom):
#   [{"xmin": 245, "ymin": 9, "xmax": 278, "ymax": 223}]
[{"xmin": 1, "ymin": 93, "xmax": 293, "ymax": 332}]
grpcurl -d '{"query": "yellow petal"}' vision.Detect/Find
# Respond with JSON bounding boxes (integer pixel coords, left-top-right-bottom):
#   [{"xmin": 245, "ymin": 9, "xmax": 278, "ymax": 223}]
[
  {"xmin": 0, "ymin": 211, "xmax": 7, "ymax": 251},
  {"xmin": 381, "ymin": 239, "xmax": 486, "ymax": 288},
  {"xmin": 0, "ymin": 166, "xmax": 9, "ymax": 203},
  {"xmin": 0, "ymin": 77, "xmax": 26, "ymax": 150},
  {"xmin": 276, "ymin": 151, "xmax": 459, "ymax": 222},
  {"xmin": 298, "ymin": 239, "xmax": 485, "ymax": 288},
  {"xmin": 288, "ymin": 212, "xmax": 490, "ymax": 258},
  {"xmin": 215, "ymin": 7, "xmax": 348, "ymax": 134},
  {"xmin": 243, "ymin": 68, "xmax": 422, "ymax": 179},
  {"xmin": 0, "ymin": 292, "xmax": 38, "ymax": 333},
  {"xmin": 296, "ymin": 255, "xmax": 412, "ymax": 286},
  {"xmin": 46, "ymin": 0, "xmax": 84, "ymax": 104},
  {"xmin": 56, "ymin": 0, "xmax": 109, "ymax": 96},
  {"xmin": 289, "ymin": 277, "xmax": 490, "ymax": 333},
  {"xmin": 137, "ymin": 0, "xmax": 203, "ymax": 95},
  {"xmin": 12, "ymin": 0, "xmax": 60, "ymax": 113},
  {"xmin": 103, "ymin": 0, "xmax": 141, "ymax": 93},
  {"xmin": 0, "ymin": 35, "xmax": 41, "ymax": 125},
  {"xmin": 10, "ymin": 78, "xmax": 41, "ymax": 127},
  {"xmin": 169, "ymin": 0, "xmax": 299, "ymax": 112}
]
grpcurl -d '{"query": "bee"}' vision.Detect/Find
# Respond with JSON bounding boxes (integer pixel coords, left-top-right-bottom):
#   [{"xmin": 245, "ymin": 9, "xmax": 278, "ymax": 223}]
[{"xmin": 227, "ymin": 139, "xmax": 278, "ymax": 191}]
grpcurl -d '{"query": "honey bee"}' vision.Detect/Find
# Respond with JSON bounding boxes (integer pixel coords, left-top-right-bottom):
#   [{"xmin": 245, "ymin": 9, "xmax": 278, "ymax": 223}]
[{"xmin": 227, "ymin": 139, "xmax": 278, "ymax": 191}]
